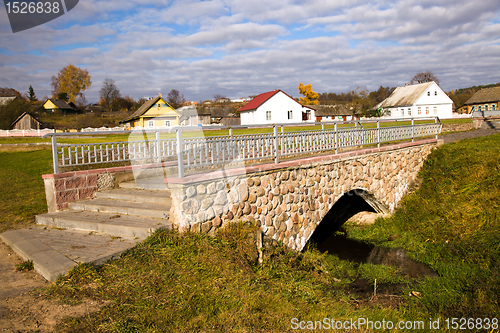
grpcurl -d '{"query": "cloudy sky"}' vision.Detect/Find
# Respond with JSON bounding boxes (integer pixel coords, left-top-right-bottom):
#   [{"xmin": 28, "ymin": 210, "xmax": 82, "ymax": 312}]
[{"xmin": 1, "ymin": 0, "xmax": 499, "ymax": 103}]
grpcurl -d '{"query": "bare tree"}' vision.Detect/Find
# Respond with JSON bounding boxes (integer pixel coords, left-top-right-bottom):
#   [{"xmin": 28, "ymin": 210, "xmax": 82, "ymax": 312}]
[
  {"xmin": 167, "ymin": 89, "xmax": 185, "ymax": 109},
  {"xmin": 99, "ymin": 78, "xmax": 121, "ymax": 111},
  {"xmin": 76, "ymin": 94, "xmax": 88, "ymax": 110},
  {"xmin": 213, "ymin": 94, "xmax": 228, "ymax": 102},
  {"xmin": 410, "ymin": 71, "xmax": 440, "ymax": 86}
]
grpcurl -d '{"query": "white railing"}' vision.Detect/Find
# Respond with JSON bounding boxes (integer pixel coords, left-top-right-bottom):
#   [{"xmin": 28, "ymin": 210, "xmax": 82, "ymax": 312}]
[
  {"xmin": 0, "ymin": 128, "xmax": 55, "ymax": 137},
  {"xmin": 43, "ymin": 118, "xmax": 442, "ymax": 177}
]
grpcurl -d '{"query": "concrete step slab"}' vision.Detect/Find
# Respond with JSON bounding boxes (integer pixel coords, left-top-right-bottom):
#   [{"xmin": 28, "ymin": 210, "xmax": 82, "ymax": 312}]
[
  {"xmin": 96, "ymin": 188, "xmax": 172, "ymax": 205},
  {"xmin": 0, "ymin": 227, "xmax": 141, "ymax": 282},
  {"xmin": 68, "ymin": 198, "xmax": 171, "ymax": 219},
  {"xmin": 36, "ymin": 210, "xmax": 171, "ymax": 238},
  {"xmin": 119, "ymin": 178, "xmax": 169, "ymax": 191}
]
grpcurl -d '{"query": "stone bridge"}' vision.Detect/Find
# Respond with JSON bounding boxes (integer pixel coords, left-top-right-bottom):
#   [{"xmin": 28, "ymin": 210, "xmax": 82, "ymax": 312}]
[{"xmin": 167, "ymin": 138, "xmax": 439, "ymax": 251}]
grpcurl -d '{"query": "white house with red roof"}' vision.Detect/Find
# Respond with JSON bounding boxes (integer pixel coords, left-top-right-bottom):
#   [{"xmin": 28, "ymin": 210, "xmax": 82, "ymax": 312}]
[{"xmin": 238, "ymin": 90, "xmax": 316, "ymax": 125}]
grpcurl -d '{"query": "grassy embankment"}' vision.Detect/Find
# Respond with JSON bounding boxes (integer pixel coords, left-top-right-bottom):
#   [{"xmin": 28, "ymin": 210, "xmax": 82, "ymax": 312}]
[{"xmin": 32, "ymin": 132, "xmax": 498, "ymax": 332}]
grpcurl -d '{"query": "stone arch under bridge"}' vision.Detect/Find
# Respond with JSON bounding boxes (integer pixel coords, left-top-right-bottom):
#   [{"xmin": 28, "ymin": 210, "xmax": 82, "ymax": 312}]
[{"xmin": 167, "ymin": 141, "xmax": 436, "ymax": 251}]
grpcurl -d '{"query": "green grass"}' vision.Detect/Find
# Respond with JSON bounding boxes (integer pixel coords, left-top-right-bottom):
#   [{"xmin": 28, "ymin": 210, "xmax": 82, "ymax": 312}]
[{"xmin": 0, "ymin": 148, "xmax": 53, "ymax": 232}]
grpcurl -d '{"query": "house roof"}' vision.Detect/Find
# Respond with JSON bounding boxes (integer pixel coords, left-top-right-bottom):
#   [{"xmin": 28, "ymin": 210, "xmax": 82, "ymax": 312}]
[
  {"xmin": 121, "ymin": 95, "xmax": 176, "ymax": 123},
  {"xmin": 10, "ymin": 112, "xmax": 41, "ymax": 127},
  {"xmin": 46, "ymin": 99, "xmax": 74, "ymax": 109},
  {"xmin": 465, "ymin": 86, "xmax": 500, "ymax": 105},
  {"xmin": 377, "ymin": 82, "xmax": 434, "ymax": 108},
  {"xmin": 315, "ymin": 105, "xmax": 352, "ymax": 116},
  {"xmin": 0, "ymin": 96, "xmax": 17, "ymax": 106},
  {"xmin": 238, "ymin": 90, "xmax": 312, "ymax": 112}
]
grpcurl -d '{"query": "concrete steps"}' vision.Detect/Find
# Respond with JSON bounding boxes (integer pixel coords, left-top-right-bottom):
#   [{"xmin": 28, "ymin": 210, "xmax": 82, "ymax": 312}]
[
  {"xmin": 68, "ymin": 198, "xmax": 170, "ymax": 219},
  {"xmin": 1, "ymin": 184, "xmax": 173, "ymax": 282},
  {"xmin": 480, "ymin": 119, "xmax": 500, "ymax": 130}
]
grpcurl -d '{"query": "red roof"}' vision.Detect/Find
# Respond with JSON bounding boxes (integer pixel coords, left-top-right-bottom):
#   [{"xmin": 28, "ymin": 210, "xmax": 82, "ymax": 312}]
[{"xmin": 238, "ymin": 90, "xmax": 280, "ymax": 112}]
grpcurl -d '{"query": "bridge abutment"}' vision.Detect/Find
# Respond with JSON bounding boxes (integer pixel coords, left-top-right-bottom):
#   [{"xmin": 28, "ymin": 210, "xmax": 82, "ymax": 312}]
[{"xmin": 167, "ymin": 139, "xmax": 437, "ymax": 251}]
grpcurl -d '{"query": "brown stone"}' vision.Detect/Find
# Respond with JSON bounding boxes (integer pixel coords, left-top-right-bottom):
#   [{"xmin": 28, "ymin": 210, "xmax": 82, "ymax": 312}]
[
  {"xmin": 78, "ymin": 187, "xmax": 96, "ymax": 200},
  {"xmin": 253, "ymin": 178, "xmax": 261, "ymax": 186},
  {"xmin": 281, "ymin": 171, "xmax": 289, "ymax": 181},
  {"xmin": 247, "ymin": 178, "xmax": 254, "ymax": 186},
  {"xmin": 65, "ymin": 176, "xmax": 86, "ymax": 189},
  {"xmin": 243, "ymin": 202, "xmax": 251, "ymax": 215},
  {"xmin": 268, "ymin": 192, "xmax": 273, "ymax": 201},
  {"xmin": 257, "ymin": 207, "xmax": 262, "ymax": 214},
  {"xmin": 255, "ymin": 186, "xmax": 265, "ymax": 197},
  {"xmin": 266, "ymin": 214, "xmax": 273, "ymax": 226},
  {"xmin": 196, "ymin": 184, "xmax": 206, "ymax": 195},
  {"xmin": 226, "ymin": 211, "xmax": 234, "ymax": 220},
  {"xmin": 212, "ymin": 216, "xmax": 222, "ymax": 228},
  {"xmin": 251, "ymin": 205, "xmax": 257, "ymax": 214},
  {"xmin": 54, "ymin": 179, "xmax": 65, "ymax": 191},
  {"xmin": 248, "ymin": 194, "xmax": 257, "ymax": 204},
  {"xmin": 201, "ymin": 221, "xmax": 212, "ymax": 233},
  {"xmin": 86, "ymin": 175, "xmax": 97, "ymax": 187},
  {"xmin": 261, "ymin": 178, "xmax": 268, "ymax": 188},
  {"xmin": 55, "ymin": 189, "xmax": 77, "ymax": 204},
  {"xmin": 280, "ymin": 184, "xmax": 288, "ymax": 195}
]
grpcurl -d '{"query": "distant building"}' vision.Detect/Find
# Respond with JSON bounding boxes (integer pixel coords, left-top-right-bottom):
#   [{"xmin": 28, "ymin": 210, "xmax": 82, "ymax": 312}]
[
  {"xmin": 179, "ymin": 105, "xmax": 241, "ymax": 126},
  {"xmin": 376, "ymin": 81, "xmax": 453, "ymax": 119},
  {"xmin": 0, "ymin": 96, "xmax": 17, "ymax": 106},
  {"xmin": 464, "ymin": 86, "xmax": 500, "ymax": 117},
  {"xmin": 11, "ymin": 112, "xmax": 43, "ymax": 130},
  {"xmin": 120, "ymin": 93, "xmax": 180, "ymax": 129},
  {"xmin": 238, "ymin": 90, "xmax": 316, "ymax": 125},
  {"xmin": 43, "ymin": 99, "xmax": 79, "ymax": 114},
  {"xmin": 315, "ymin": 105, "xmax": 357, "ymax": 122}
]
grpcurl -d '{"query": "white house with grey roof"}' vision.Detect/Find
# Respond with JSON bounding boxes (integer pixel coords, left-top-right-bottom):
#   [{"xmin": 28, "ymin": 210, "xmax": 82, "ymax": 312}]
[{"xmin": 376, "ymin": 81, "xmax": 453, "ymax": 119}]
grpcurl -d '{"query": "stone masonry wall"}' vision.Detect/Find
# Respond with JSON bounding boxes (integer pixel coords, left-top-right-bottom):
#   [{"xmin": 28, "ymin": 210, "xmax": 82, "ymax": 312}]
[{"xmin": 169, "ymin": 141, "xmax": 437, "ymax": 251}]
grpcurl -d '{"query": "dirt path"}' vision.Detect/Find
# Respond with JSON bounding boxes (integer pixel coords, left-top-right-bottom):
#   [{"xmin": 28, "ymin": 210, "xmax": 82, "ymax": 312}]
[
  {"xmin": 0, "ymin": 241, "xmax": 106, "ymax": 332},
  {"xmin": 440, "ymin": 128, "xmax": 499, "ymax": 144}
]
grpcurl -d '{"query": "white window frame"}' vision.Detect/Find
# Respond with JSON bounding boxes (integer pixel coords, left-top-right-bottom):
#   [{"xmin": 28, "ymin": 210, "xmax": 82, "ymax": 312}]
[
  {"xmin": 484, "ymin": 104, "xmax": 489, "ymax": 111},
  {"xmin": 433, "ymin": 107, "xmax": 437, "ymax": 114},
  {"xmin": 492, "ymin": 104, "xmax": 497, "ymax": 111},
  {"xmin": 418, "ymin": 107, "xmax": 421, "ymax": 115},
  {"xmin": 427, "ymin": 91, "xmax": 430, "ymax": 96},
  {"xmin": 266, "ymin": 111, "xmax": 272, "ymax": 121},
  {"xmin": 148, "ymin": 120, "xmax": 154, "ymax": 128},
  {"xmin": 164, "ymin": 120, "xmax": 171, "ymax": 127},
  {"xmin": 287, "ymin": 110, "xmax": 293, "ymax": 120},
  {"xmin": 426, "ymin": 107, "xmax": 429, "ymax": 115},
  {"xmin": 408, "ymin": 108, "xmax": 411, "ymax": 116}
]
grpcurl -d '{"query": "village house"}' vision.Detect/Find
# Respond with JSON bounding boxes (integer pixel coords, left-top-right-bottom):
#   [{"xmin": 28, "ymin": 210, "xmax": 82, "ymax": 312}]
[
  {"xmin": 238, "ymin": 90, "xmax": 316, "ymax": 125},
  {"xmin": 314, "ymin": 105, "xmax": 357, "ymax": 122},
  {"xmin": 179, "ymin": 105, "xmax": 240, "ymax": 126},
  {"xmin": 43, "ymin": 99, "xmax": 79, "ymax": 114},
  {"xmin": 376, "ymin": 81, "xmax": 453, "ymax": 119},
  {"xmin": 120, "ymin": 94, "xmax": 181, "ymax": 129},
  {"xmin": 464, "ymin": 86, "xmax": 500, "ymax": 117},
  {"xmin": 10, "ymin": 112, "xmax": 44, "ymax": 130}
]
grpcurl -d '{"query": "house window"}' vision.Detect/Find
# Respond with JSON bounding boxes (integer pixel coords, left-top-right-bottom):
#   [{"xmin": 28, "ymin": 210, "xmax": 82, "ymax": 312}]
[
  {"xmin": 164, "ymin": 120, "xmax": 171, "ymax": 127},
  {"xmin": 266, "ymin": 111, "xmax": 271, "ymax": 121},
  {"xmin": 408, "ymin": 108, "xmax": 411, "ymax": 116},
  {"xmin": 158, "ymin": 103, "xmax": 161, "ymax": 108},
  {"xmin": 435, "ymin": 91, "xmax": 437, "ymax": 96},
  {"xmin": 426, "ymin": 107, "xmax": 429, "ymax": 114},
  {"xmin": 400, "ymin": 109, "xmax": 404, "ymax": 117},
  {"xmin": 148, "ymin": 120, "xmax": 154, "ymax": 128},
  {"xmin": 485, "ymin": 104, "xmax": 489, "ymax": 111},
  {"xmin": 418, "ymin": 107, "xmax": 421, "ymax": 115},
  {"xmin": 433, "ymin": 107, "xmax": 437, "ymax": 114},
  {"xmin": 471, "ymin": 106, "xmax": 475, "ymax": 112},
  {"xmin": 288, "ymin": 110, "xmax": 293, "ymax": 120},
  {"xmin": 492, "ymin": 104, "xmax": 497, "ymax": 111},
  {"xmin": 306, "ymin": 110, "xmax": 311, "ymax": 120},
  {"xmin": 427, "ymin": 91, "xmax": 430, "ymax": 96},
  {"xmin": 478, "ymin": 105, "xmax": 482, "ymax": 112}
]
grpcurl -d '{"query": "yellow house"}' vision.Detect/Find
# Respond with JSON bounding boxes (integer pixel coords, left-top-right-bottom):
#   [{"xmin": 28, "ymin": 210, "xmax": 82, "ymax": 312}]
[
  {"xmin": 120, "ymin": 94, "xmax": 180, "ymax": 129},
  {"xmin": 43, "ymin": 99, "xmax": 78, "ymax": 114}
]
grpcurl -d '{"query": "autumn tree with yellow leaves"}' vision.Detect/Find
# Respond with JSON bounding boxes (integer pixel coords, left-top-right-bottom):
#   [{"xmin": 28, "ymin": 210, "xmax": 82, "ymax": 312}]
[
  {"xmin": 298, "ymin": 83, "xmax": 319, "ymax": 105},
  {"xmin": 51, "ymin": 64, "xmax": 92, "ymax": 103}
]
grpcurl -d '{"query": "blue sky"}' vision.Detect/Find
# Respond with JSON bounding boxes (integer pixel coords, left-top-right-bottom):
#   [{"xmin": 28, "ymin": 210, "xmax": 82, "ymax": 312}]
[{"xmin": 1, "ymin": 0, "xmax": 500, "ymax": 103}]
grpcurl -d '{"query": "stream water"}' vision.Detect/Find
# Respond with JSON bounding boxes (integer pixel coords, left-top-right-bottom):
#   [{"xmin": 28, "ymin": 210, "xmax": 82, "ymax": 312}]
[{"xmin": 317, "ymin": 231, "xmax": 437, "ymax": 278}]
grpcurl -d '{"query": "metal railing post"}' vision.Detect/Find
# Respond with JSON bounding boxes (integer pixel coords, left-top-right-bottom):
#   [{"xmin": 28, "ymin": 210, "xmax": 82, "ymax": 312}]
[
  {"xmin": 435, "ymin": 117, "xmax": 439, "ymax": 140},
  {"xmin": 156, "ymin": 130, "xmax": 161, "ymax": 164},
  {"xmin": 377, "ymin": 120, "xmax": 381, "ymax": 149},
  {"xmin": 334, "ymin": 122, "xmax": 338, "ymax": 154},
  {"xmin": 229, "ymin": 127, "xmax": 233, "ymax": 137},
  {"xmin": 51, "ymin": 135, "xmax": 59, "ymax": 174},
  {"xmin": 176, "ymin": 129, "xmax": 184, "ymax": 178},
  {"xmin": 411, "ymin": 118, "xmax": 415, "ymax": 142},
  {"xmin": 274, "ymin": 125, "xmax": 279, "ymax": 164}
]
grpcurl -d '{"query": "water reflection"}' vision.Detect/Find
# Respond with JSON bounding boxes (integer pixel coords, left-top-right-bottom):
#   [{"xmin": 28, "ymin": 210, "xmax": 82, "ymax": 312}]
[{"xmin": 318, "ymin": 232, "xmax": 436, "ymax": 278}]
